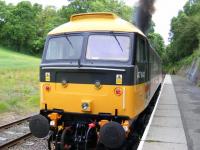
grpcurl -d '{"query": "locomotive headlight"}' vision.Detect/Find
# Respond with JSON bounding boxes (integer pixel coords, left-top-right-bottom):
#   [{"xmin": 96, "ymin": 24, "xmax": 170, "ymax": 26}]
[
  {"xmin": 82, "ymin": 103, "xmax": 89, "ymax": 110},
  {"xmin": 50, "ymin": 120, "xmax": 55, "ymax": 126},
  {"xmin": 81, "ymin": 101, "xmax": 92, "ymax": 112}
]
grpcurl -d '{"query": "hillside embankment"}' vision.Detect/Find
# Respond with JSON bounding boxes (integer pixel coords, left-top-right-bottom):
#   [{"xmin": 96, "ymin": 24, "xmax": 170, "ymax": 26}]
[{"xmin": 176, "ymin": 50, "xmax": 200, "ymax": 86}]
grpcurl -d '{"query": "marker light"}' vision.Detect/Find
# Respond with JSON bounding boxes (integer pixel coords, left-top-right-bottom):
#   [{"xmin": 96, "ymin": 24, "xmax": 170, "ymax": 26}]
[
  {"xmin": 44, "ymin": 85, "xmax": 51, "ymax": 92},
  {"xmin": 114, "ymin": 87, "xmax": 123, "ymax": 96},
  {"xmin": 88, "ymin": 123, "xmax": 96, "ymax": 129}
]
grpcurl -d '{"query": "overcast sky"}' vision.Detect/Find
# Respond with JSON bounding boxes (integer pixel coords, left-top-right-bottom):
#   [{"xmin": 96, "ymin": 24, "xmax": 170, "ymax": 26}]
[{"xmin": 5, "ymin": 0, "xmax": 188, "ymax": 44}]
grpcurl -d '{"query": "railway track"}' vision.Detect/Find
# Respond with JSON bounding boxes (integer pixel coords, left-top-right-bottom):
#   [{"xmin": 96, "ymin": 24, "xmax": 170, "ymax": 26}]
[{"xmin": 0, "ymin": 116, "xmax": 32, "ymax": 149}]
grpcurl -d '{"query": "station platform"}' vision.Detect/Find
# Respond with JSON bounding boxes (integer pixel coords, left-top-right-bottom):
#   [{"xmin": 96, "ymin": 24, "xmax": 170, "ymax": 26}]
[{"xmin": 137, "ymin": 75, "xmax": 191, "ymax": 150}]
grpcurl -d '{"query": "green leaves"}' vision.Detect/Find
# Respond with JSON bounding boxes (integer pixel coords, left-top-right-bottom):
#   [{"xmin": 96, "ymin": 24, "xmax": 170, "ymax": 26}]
[
  {"xmin": 148, "ymin": 32, "xmax": 165, "ymax": 58},
  {"xmin": 166, "ymin": 0, "xmax": 200, "ymax": 64},
  {"xmin": 0, "ymin": 1, "xmax": 42, "ymax": 53},
  {"xmin": 59, "ymin": 0, "xmax": 133, "ymax": 22}
]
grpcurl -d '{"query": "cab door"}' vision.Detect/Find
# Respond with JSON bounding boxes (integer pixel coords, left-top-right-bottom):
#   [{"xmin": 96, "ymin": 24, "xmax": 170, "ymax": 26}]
[{"xmin": 135, "ymin": 35, "xmax": 150, "ymax": 104}]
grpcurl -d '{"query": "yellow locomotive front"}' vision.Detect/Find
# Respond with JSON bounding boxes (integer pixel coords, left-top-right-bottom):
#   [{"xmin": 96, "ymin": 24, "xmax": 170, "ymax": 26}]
[{"xmin": 29, "ymin": 12, "xmax": 161, "ymax": 150}]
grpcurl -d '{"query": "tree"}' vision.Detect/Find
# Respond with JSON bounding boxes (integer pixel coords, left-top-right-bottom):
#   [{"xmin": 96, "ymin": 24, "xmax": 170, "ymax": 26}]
[
  {"xmin": 0, "ymin": 1, "xmax": 41, "ymax": 51},
  {"xmin": 148, "ymin": 32, "xmax": 165, "ymax": 58},
  {"xmin": 146, "ymin": 19, "xmax": 165, "ymax": 62},
  {"xmin": 32, "ymin": 6, "xmax": 63, "ymax": 54},
  {"xmin": 59, "ymin": 0, "xmax": 133, "ymax": 22},
  {"xmin": 166, "ymin": 0, "xmax": 200, "ymax": 64},
  {"xmin": 0, "ymin": 1, "xmax": 14, "ymax": 43}
]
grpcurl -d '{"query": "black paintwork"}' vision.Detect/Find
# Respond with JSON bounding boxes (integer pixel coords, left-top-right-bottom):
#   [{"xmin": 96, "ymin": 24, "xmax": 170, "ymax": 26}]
[
  {"xmin": 40, "ymin": 66, "xmax": 136, "ymax": 85},
  {"xmin": 40, "ymin": 109, "xmax": 129, "ymax": 125}
]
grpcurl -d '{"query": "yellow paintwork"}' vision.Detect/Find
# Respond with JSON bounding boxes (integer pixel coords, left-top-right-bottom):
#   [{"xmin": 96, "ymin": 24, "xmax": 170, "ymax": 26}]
[
  {"xmin": 40, "ymin": 82, "xmax": 148, "ymax": 119},
  {"xmin": 48, "ymin": 12, "xmax": 145, "ymax": 36}
]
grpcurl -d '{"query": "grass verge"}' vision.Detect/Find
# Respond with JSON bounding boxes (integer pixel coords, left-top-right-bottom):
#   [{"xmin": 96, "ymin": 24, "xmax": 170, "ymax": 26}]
[{"xmin": 0, "ymin": 46, "xmax": 40, "ymax": 113}]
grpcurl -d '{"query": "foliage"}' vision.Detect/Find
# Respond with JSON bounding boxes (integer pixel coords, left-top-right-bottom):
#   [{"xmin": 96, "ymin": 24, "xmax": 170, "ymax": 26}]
[
  {"xmin": 0, "ymin": 2, "xmax": 42, "ymax": 51},
  {"xmin": 164, "ymin": 48, "xmax": 200, "ymax": 74},
  {"xmin": 59, "ymin": 0, "xmax": 132, "ymax": 22},
  {"xmin": 145, "ymin": 20, "xmax": 166, "ymax": 62},
  {"xmin": 166, "ymin": 0, "xmax": 200, "ymax": 66},
  {"xmin": 0, "ymin": 0, "xmax": 132, "ymax": 55},
  {"xmin": 148, "ymin": 32, "xmax": 165, "ymax": 58}
]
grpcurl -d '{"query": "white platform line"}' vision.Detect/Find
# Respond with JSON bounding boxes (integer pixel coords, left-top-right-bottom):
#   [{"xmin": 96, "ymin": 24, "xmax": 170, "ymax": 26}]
[{"xmin": 137, "ymin": 75, "xmax": 169, "ymax": 150}]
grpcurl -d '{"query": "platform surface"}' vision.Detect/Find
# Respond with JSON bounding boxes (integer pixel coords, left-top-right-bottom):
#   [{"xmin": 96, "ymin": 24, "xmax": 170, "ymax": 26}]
[
  {"xmin": 172, "ymin": 75, "xmax": 200, "ymax": 150},
  {"xmin": 139, "ymin": 75, "xmax": 188, "ymax": 150}
]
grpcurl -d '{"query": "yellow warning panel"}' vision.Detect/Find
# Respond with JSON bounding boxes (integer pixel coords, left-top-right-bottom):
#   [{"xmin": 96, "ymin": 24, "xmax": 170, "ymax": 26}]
[
  {"xmin": 45, "ymin": 72, "xmax": 50, "ymax": 82},
  {"xmin": 116, "ymin": 74, "xmax": 122, "ymax": 84}
]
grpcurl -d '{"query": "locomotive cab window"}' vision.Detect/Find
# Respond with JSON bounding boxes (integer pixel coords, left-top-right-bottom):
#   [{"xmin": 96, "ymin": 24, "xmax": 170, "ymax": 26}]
[
  {"xmin": 45, "ymin": 35, "xmax": 84, "ymax": 60},
  {"xmin": 136, "ymin": 36, "xmax": 147, "ymax": 63},
  {"xmin": 86, "ymin": 35, "xmax": 131, "ymax": 61}
]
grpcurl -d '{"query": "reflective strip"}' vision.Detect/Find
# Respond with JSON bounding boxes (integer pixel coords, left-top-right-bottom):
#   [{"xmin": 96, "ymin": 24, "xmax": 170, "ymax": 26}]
[
  {"xmin": 122, "ymin": 87, "xmax": 126, "ymax": 110},
  {"xmin": 42, "ymin": 67, "xmax": 126, "ymax": 72}
]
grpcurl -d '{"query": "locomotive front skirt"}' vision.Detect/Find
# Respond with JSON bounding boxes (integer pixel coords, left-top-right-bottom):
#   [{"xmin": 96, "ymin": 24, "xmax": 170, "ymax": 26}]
[{"xmin": 29, "ymin": 12, "xmax": 162, "ymax": 150}]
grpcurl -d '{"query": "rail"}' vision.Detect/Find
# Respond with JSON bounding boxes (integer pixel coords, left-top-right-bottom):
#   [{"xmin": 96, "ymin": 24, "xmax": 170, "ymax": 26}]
[{"xmin": 0, "ymin": 116, "xmax": 33, "ymax": 149}]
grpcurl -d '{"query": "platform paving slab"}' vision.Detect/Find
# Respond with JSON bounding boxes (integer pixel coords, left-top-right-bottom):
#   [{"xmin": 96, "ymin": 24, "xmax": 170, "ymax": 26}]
[
  {"xmin": 143, "ymin": 142, "xmax": 187, "ymax": 150},
  {"xmin": 145, "ymin": 126, "xmax": 186, "ymax": 144},
  {"xmin": 151, "ymin": 116, "xmax": 183, "ymax": 128},
  {"xmin": 157, "ymin": 104, "xmax": 179, "ymax": 110},
  {"xmin": 154, "ymin": 109, "xmax": 181, "ymax": 117}
]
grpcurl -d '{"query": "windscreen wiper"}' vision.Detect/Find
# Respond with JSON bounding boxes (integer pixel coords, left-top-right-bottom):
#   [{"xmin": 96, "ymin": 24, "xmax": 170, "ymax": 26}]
[
  {"xmin": 65, "ymin": 36, "xmax": 74, "ymax": 49},
  {"xmin": 65, "ymin": 35, "xmax": 81, "ymax": 68},
  {"xmin": 111, "ymin": 32, "xmax": 124, "ymax": 52}
]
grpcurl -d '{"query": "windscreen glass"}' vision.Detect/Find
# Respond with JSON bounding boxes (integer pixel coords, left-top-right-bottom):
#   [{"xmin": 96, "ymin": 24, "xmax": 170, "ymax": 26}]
[
  {"xmin": 86, "ymin": 35, "xmax": 131, "ymax": 61},
  {"xmin": 46, "ymin": 35, "xmax": 83, "ymax": 60}
]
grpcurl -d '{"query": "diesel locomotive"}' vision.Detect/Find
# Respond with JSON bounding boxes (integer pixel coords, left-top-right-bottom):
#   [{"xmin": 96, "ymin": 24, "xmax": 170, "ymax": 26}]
[{"xmin": 29, "ymin": 12, "xmax": 162, "ymax": 150}]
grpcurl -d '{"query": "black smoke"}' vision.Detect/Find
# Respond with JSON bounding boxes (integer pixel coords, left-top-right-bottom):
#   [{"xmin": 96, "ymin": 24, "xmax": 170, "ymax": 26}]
[{"xmin": 133, "ymin": 0, "xmax": 156, "ymax": 34}]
